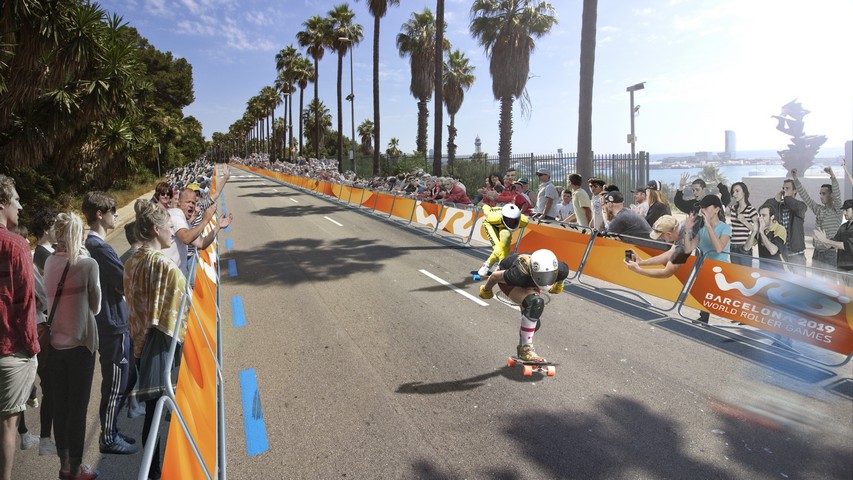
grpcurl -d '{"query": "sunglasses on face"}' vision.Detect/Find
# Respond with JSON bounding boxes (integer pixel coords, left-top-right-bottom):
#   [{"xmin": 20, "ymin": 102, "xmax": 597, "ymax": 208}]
[{"xmin": 160, "ymin": 192, "xmax": 172, "ymax": 198}]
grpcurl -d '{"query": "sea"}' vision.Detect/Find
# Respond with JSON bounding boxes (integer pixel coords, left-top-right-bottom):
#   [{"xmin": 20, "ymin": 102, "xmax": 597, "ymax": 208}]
[{"xmin": 649, "ymin": 147, "xmax": 846, "ymax": 186}]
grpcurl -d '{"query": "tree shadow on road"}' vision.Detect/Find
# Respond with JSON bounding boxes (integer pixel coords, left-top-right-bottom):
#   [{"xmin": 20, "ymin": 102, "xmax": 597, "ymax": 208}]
[{"xmin": 249, "ymin": 204, "xmax": 343, "ymax": 218}]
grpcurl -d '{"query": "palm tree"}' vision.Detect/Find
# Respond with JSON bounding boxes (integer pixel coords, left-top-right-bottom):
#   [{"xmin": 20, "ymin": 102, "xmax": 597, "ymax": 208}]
[
  {"xmin": 275, "ymin": 45, "xmax": 298, "ymax": 161},
  {"xmin": 358, "ymin": 119, "xmax": 374, "ymax": 154},
  {"xmin": 470, "ymin": 0, "xmax": 558, "ymax": 172},
  {"xmin": 260, "ymin": 86, "xmax": 281, "ymax": 159},
  {"xmin": 292, "ymin": 56, "xmax": 315, "ymax": 157},
  {"xmin": 328, "ymin": 4, "xmax": 364, "ymax": 172},
  {"xmin": 362, "ymin": 0, "xmax": 400, "ymax": 175},
  {"xmin": 302, "ymin": 99, "xmax": 332, "ymax": 156},
  {"xmin": 443, "ymin": 49, "xmax": 475, "ymax": 171},
  {"xmin": 297, "ymin": 15, "xmax": 333, "ymax": 159},
  {"xmin": 386, "ymin": 137, "xmax": 402, "ymax": 157},
  {"xmin": 433, "ymin": 0, "xmax": 446, "ymax": 176},
  {"xmin": 577, "ymin": 0, "xmax": 597, "ymax": 186},
  {"xmin": 397, "ymin": 8, "xmax": 443, "ymax": 156}
]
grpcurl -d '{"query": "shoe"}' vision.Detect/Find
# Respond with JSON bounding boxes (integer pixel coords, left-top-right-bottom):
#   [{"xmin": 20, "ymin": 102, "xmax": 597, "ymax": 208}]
[
  {"xmin": 517, "ymin": 344, "xmax": 546, "ymax": 363},
  {"xmin": 27, "ymin": 397, "xmax": 39, "ymax": 408},
  {"xmin": 19, "ymin": 431, "xmax": 39, "ymax": 450},
  {"xmin": 477, "ymin": 263, "xmax": 491, "ymax": 277},
  {"xmin": 696, "ymin": 311, "xmax": 710, "ymax": 324},
  {"xmin": 69, "ymin": 464, "xmax": 98, "ymax": 480},
  {"xmin": 99, "ymin": 435, "xmax": 139, "ymax": 455},
  {"xmin": 117, "ymin": 431, "xmax": 136, "ymax": 445},
  {"xmin": 39, "ymin": 437, "xmax": 57, "ymax": 455}
]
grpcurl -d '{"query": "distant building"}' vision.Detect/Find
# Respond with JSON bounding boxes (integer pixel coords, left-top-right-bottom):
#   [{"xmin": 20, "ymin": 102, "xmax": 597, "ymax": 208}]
[
  {"xmin": 475, "ymin": 135, "xmax": 482, "ymax": 154},
  {"xmin": 725, "ymin": 130, "xmax": 736, "ymax": 159}
]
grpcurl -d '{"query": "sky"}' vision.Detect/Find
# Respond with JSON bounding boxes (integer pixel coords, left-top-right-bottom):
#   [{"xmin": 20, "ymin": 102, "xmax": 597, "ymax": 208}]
[{"xmin": 98, "ymin": 0, "xmax": 852, "ymax": 158}]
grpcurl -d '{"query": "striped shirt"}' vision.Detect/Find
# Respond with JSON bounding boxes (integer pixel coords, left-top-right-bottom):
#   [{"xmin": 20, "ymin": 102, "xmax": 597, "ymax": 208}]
[
  {"xmin": 728, "ymin": 204, "xmax": 757, "ymax": 246},
  {"xmin": 794, "ymin": 177, "xmax": 842, "ymax": 251}
]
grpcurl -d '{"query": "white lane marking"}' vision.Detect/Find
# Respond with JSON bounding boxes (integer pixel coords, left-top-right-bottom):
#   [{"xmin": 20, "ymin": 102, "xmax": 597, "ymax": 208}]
[
  {"xmin": 324, "ymin": 216, "xmax": 343, "ymax": 226},
  {"xmin": 289, "ymin": 198, "xmax": 299, "ymax": 203},
  {"xmin": 419, "ymin": 269, "xmax": 489, "ymax": 306}
]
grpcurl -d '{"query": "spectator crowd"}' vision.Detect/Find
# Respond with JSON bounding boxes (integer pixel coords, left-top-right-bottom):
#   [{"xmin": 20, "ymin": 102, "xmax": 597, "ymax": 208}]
[{"xmin": 1, "ymin": 159, "xmax": 231, "ymax": 480}]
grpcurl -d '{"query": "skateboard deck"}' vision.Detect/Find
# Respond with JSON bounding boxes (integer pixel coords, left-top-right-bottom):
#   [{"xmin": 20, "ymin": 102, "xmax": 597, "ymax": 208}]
[{"xmin": 507, "ymin": 355, "xmax": 556, "ymax": 377}]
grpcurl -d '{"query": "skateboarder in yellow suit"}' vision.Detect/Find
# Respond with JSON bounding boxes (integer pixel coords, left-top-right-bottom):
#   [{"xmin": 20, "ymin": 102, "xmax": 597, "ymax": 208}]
[{"xmin": 476, "ymin": 204, "xmax": 529, "ymax": 277}]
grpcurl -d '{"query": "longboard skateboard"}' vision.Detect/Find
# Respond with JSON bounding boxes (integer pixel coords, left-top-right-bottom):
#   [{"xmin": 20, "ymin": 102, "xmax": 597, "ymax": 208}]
[
  {"xmin": 471, "ymin": 270, "xmax": 492, "ymax": 281},
  {"xmin": 507, "ymin": 356, "xmax": 556, "ymax": 377}
]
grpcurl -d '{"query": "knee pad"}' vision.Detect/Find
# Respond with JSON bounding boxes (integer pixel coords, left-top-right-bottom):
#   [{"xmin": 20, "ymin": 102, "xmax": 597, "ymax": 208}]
[{"xmin": 521, "ymin": 294, "xmax": 545, "ymax": 321}]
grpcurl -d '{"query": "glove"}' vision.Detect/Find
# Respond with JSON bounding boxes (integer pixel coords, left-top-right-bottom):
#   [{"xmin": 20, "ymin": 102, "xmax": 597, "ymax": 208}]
[
  {"xmin": 549, "ymin": 281, "xmax": 564, "ymax": 295},
  {"xmin": 479, "ymin": 285, "xmax": 494, "ymax": 299}
]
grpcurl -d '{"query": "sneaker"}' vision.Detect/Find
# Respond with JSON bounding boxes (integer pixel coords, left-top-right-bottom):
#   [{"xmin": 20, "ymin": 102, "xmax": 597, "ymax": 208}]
[
  {"xmin": 19, "ymin": 432, "xmax": 38, "ymax": 450},
  {"xmin": 117, "ymin": 431, "xmax": 136, "ymax": 445},
  {"xmin": 26, "ymin": 397, "xmax": 39, "ymax": 408},
  {"xmin": 99, "ymin": 435, "xmax": 139, "ymax": 455},
  {"xmin": 517, "ymin": 344, "xmax": 546, "ymax": 363},
  {"xmin": 477, "ymin": 263, "xmax": 491, "ymax": 277},
  {"xmin": 696, "ymin": 311, "xmax": 710, "ymax": 324},
  {"xmin": 69, "ymin": 464, "xmax": 99, "ymax": 480},
  {"xmin": 38, "ymin": 437, "xmax": 57, "ymax": 455}
]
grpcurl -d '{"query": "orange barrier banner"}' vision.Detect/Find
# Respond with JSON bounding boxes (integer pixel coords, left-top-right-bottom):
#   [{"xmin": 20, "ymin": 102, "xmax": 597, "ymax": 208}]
[
  {"xmin": 688, "ymin": 259, "xmax": 853, "ymax": 355},
  {"xmin": 411, "ymin": 200, "xmax": 439, "ymax": 228},
  {"xmin": 516, "ymin": 223, "xmax": 594, "ymax": 280},
  {"xmin": 389, "ymin": 195, "xmax": 417, "ymax": 221},
  {"xmin": 436, "ymin": 205, "xmax": 478, "ymax": 237}
]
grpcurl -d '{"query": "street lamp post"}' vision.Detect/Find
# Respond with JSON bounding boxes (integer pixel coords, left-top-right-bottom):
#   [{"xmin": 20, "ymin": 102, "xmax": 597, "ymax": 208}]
[
  {"xmin": 626, "ymin": 82, "xmax": 645, "ymax": 158},
  {"xmin": 339, "ymin": 37, "xmax": 357, "ymax": 174}
]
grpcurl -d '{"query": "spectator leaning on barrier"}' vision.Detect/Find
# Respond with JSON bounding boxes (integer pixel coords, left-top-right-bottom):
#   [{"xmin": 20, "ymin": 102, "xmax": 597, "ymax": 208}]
[
  {"xmin": 568, "ymin": 174, "xmax": 592, "ymax": 227},
  {"xmin": 533, "ymin": 169, "xmax": 560, "ymax": 220},
  {"xmin": 165, "ymin": 188, "xmax": 231, "ymax": 279},
  {"xmin": 152, "ymin": 182, "xmax": 173, "ymax": 212},
  {"xmin": 756, "ymin": 203, "xmax": 787, "ymax": 272},
  {"xmin": 437, "ymin": 177, "xmax": 471, "ymax": 204},
  {"xmin": 813, "ymin": 199, "xmax": 853, "ymax": 286},
  {"xmin": 727, "ymin": 182, "xmax": 758, "ymax": 267},
  {"xmin": 81, "ymin": 191, "xmax": 138, "ymax": 455},
  {"xmin": 644, "ymin": 180, "xmax": 671, "ymax": 228},
  {"xmin": 768, "ymin": 178, "xmax": 808, "ymax": 271},
  {"xmin": 0, "ymin": 174, "xmax": 39, "ymax": 480},
  {"xmin": 604, "ymin": 192, "xmax": 652, "ymax": 239},
  {"xmin": 624, "ymin": 215, "xmax": 692, "ymax": 278},
  {"xmin": 792, "ymin": 167, "xmax": 842, "ymax": 271}
]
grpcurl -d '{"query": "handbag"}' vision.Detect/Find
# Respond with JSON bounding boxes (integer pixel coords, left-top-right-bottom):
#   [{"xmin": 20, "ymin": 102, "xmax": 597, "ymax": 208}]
[
  {"xmin": 38, "ymin": 262, "xmax": 70, "ymax": 361},
  {"xmin": 136, "ymin": 327, "xmax": 182, "ymax": 402}
]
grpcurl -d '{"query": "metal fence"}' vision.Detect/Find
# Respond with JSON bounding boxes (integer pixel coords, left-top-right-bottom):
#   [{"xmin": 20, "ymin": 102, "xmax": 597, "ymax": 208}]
[{"xmin": 351, "ymin": 151, "xmax": 650, "ymax": 194}]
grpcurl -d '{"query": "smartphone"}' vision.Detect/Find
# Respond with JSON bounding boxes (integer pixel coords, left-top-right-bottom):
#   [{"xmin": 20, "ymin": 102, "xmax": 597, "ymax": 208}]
[{"xmin": 624, "ymin": 250, "xmax": 633, "ymax": 263}]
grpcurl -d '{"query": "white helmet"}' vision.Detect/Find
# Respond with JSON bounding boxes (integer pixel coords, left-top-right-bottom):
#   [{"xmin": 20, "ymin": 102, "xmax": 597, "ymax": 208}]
[
  {"xmin": 501, "ymin": 203, "xmax": 521, "ymax": 230},
  {"xmin": 530, "ymin": 249, "xmax": 559, "ymax": 288}
]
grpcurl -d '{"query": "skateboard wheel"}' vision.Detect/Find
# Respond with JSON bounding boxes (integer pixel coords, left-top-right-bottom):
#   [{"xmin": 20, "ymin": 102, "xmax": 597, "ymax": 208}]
[
  {"xmin": 523, "ymin": 365, "xmax": 533, "ymax": 376},
  {"xmin": 546, "ymin": 366, "xmax": 556, "ymax": 376},
  {"xmin": 507, "ymin": 357, "xmax": 516, "ymax": 368}
]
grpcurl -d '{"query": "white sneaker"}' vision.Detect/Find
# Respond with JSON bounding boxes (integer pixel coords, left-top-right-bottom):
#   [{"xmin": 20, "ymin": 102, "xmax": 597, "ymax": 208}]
[
  {"xmin": 477, "ymin": 263, "xmax": 491, "ymax": 276},
  {"xmin": 39, "ymin": 437, "xmax": 57, "ymax": 455},
  {"xmin": 19, "ymin": 432, "xmax": 39, "ymax": 450}
]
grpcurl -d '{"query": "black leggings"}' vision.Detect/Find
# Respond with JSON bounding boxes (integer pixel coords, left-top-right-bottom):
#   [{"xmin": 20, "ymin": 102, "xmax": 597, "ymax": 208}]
[{"xmin": 49, "ymin": 346, "xmax": 95, "ymax": 463}]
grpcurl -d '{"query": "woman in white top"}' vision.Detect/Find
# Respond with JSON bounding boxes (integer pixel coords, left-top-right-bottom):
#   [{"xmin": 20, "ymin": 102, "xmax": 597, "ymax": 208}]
[{"xmin": 44, "ymin": 212, "xmax": 101, "ymax": 480}]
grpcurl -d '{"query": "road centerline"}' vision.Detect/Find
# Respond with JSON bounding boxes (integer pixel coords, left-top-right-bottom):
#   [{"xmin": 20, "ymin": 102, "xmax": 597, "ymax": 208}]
[{"xmin": 419, "ymin": 269, "xmax": 489, "ymax": 306}]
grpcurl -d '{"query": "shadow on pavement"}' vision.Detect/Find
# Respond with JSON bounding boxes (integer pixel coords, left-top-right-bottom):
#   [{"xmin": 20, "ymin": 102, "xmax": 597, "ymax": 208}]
[{"xmin": 250, "ymin": 204, "xmax": 342, "ymax": 218}]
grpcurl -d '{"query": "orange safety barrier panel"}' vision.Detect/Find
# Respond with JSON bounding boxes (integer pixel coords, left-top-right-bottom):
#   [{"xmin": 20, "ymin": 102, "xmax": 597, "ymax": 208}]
[
  {"xmin": 515, "ymin": 223, "xmax": 592, "ymax": 280},
  {"xmin": 436, "ymin": 205, "xmax": 478, "ymax": 237},
  {"xmin": 688, "ymin": 258, "xmax": 853, "ymax": 355},
  {"xmin": 410, "ymin": 200, "xmax": 439, "ymax": 227}
]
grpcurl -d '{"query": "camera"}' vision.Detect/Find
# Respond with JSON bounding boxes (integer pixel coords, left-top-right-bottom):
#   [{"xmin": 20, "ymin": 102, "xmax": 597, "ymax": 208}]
[{"xmin": 624, "ymin": 250, "xmax": 633, "ymax": 263}]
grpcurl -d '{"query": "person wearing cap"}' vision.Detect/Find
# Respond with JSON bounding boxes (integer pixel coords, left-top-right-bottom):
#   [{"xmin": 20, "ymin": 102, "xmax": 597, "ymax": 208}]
[
  {"xmin": 603, "ymin": 192, "xmax": 652, "ymax": 239},
  {"xmin": 813, "ymin": 199, "xmax": 853, "ymax": 285},
  {"xmin": 630, "ymin": 185, "xmax": 649, "ymax": 217},
  {"xmin": 532, "ymin": 168, "xmax": 559, "ymax": 220},
  {"xmin": 567, "ymin": 173, "xmax": 592, "ymax": 226},
  {"xmin": 624, "ymin": 215, "xmax": 693, "ymax": 278},
  {"xmin": 644, "ymin": 180, "xmax": 671, "ymax": 228},
  {"xmin": 495, "ymin": 179, "xmax": 533, "ymax": 214},
  {"xmin": 686, "ymin": 194, "xmax": 731, "ymax": 263},
  {"xmin": 587, "ymin": 178, "xmax": 606, "ymax": 230}
]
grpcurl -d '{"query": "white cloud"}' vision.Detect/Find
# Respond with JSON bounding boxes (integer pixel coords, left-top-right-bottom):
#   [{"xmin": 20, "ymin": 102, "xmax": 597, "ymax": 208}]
[{"xmin": 144, "ymin": 0, "xmax": 168, "ymax": 15}]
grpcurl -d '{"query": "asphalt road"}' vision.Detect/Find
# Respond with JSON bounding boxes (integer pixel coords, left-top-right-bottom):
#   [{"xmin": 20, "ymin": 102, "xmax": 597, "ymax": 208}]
[
  {"xmin": 218, "ymin": 170, "xmax": 852, "ymax": 480},
  {"xmin": 12, "ymin": 167, "xmax": 852, "ymax": 479}
]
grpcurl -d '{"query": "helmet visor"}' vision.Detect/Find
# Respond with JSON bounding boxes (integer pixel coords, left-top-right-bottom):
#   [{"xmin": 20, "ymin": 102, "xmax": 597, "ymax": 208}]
[
  {"xmin": 531, "ymin": 269, "xmax": 558, "ymax": 288},
  {"xmin": 502, "ymin": 215, "xmax": 520, "ymax": 230}
]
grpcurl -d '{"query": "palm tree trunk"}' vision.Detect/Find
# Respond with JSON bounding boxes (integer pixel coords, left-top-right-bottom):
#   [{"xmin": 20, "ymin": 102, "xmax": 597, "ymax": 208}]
[
  {"xmin": 417, "ymin": 98, "xmax": 429, "ymax": 154},
  {"xmin": 372, "ymin": 15, "xmax": 381, "ymax": 176},
  {"xmin": 313, "ymin": 58, "xmax": 320, "ymax": 159},
  {"xmin": 432, "ymin": 0, "xmax": 444, "ymax": 176},
  {"xmin": 337, "ymin": 51, "xmax": 344, "ymax": 172},
  {"xmin": 577, "ymin": 0, "xmax": 598, "ymax": 187},
  {"xmin": 447, "ymin": 117, "xmax": 456, "ymax": 173},
  {"xmin": 498, "ymin": 95, "xmax": 513, "ymax": 173},
  {"xmin": 299, "ymin": 88, "xmax": 305, "ymax": 157},
  {"xmin": 288, "ymin": 94, "xmax": 294, "ymax": 161}
]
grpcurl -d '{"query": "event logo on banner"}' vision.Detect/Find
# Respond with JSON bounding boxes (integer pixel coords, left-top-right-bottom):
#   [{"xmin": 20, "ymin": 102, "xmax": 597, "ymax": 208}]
[{"xmin": 691, "ymin": 260, "xmax": 853, "ymax": 355}]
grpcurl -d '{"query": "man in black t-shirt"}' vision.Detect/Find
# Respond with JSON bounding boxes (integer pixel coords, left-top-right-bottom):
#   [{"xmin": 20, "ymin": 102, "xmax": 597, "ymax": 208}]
[{"xmin": 624, "ymin": 215, "xmax": 692, "ymax": 278}]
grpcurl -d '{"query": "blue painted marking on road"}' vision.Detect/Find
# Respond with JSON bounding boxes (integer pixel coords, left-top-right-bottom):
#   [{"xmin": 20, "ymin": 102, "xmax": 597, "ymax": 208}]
[
  {"xmin": 228, "ymin": 259, "xmax": 238, "ymax": 277},
  {"xmin": 222, "ymin": 207, "xmax": 226, "ymax": 213},
  {"xmin": 225, "ymin": 238, "xmax": 233, "ymax": 249},
  {"xmin": 231, "ymin": 296, "xmax": 246, "ymax": 328},
  {"xmin": 239, "ymin": 369, "xmax": 269, "ymax": 456},
  {"xmin": 224, "ymin": 225, "xmax": 231, "ymax": 232}
]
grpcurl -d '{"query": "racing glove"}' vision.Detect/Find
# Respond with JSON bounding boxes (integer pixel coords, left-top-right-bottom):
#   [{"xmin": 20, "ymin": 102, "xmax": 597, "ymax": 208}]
[
  {"xmin": 549, "ymin": 281, "xmax": 564, "ymax": 295},
  {"xmin": 479, "ymin": 285, "xmax": 494, "ymax": 299}
]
